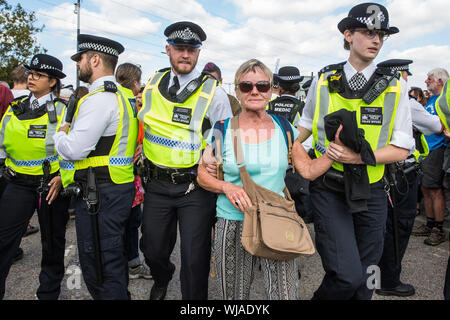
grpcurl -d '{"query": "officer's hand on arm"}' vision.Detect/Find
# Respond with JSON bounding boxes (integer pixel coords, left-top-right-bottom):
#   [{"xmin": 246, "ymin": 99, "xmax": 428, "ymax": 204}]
[
  {"xmin": 444, "ymin": 128, "xmax": 450, "ymax": 139},
  {"xmin": 200, "ymin": 144, "xmax": 217, "ymax": 179},
  {"xmin": 58, "ymin": 123, "xmax": 70, "ymax": 133},
  {"xmin": 327, "ymin": 125, "xmax": 364, "ymax": 164},
  {"xmin": 46, "ymin": 175, "xmax": 62, "ymax": 205}
]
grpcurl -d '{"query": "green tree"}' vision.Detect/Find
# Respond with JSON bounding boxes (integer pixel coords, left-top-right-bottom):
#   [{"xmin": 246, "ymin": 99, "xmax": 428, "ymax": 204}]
[{"xmin": 0, "ymin": 0, "xmax": 46, "ymax": 87}]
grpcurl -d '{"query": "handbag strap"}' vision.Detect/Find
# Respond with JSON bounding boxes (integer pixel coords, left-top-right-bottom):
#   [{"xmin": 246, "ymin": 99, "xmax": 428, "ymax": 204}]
[{"xmin": 230, "ymin": 116, "xmax": 292, "ymax": 201}]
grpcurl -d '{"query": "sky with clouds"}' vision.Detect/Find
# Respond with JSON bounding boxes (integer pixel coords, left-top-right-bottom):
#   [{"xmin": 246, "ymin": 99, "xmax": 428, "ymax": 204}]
[{"xmin": 11, "ymin": 0, "xmax": 450, "ymax": 94}]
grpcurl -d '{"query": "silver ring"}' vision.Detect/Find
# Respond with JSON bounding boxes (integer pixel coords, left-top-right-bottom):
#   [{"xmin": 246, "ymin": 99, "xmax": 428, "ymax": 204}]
[{"xmin": 235, "ymin": 200, "xmax": 240, "ymax": 205}]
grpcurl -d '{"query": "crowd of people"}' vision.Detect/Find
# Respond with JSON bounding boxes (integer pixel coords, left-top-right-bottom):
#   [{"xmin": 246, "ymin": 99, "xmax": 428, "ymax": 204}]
[{"xmin": 0, "ymin": 2, "xmax": 449, "ymax": 301}]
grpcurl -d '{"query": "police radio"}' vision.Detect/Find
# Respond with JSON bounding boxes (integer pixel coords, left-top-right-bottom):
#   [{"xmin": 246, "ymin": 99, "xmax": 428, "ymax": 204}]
[
  {"xmin": 65, "ymin": 94, "xmax": 79, "ymax": 124},
  {"xmin": 362, "ymin": 76, "xmax": 392, "ymax": 105},
  {"xmin": 46, "ymin": 101, "xmax": 58, "ymax": 124}
]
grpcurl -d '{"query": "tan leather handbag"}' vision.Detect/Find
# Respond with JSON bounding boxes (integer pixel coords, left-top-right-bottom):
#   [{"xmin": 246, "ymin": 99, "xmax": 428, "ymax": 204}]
[{"xmin": 229, "ymin": 116, "xmax": 315, "ymax": 260}]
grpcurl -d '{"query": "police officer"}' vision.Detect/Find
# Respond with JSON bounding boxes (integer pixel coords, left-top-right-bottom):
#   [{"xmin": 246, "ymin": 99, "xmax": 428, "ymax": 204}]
[
  {"xmin": 138, "ymin": 21, "xmax": 232, "ymax": 300},
  {"xmin": 302, "ymin": 79, "xmax": 312, "ymax": 101},
  {"xmin": 54, "ymin": 34, "xmax": 138, "ymax": 300},
  {"xmin": 375, "ymin": 59, "xmax": 444, "ymax": 297},
  {"xmin": 267, "ymin": 66, "xmax": 304, "ymax": 124},
  {"xmin": 297, "ymin": 3, "xmax": 415, "ymax": 299},
  {"xmin": 0, "ymin": 54, "xmax": 70, "ymax": 300}
]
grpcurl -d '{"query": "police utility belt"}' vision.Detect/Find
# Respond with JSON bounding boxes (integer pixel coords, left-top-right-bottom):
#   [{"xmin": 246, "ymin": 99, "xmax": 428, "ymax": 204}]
[{"xmin": 144, "ymin": 159, "xmax": 198, "ymax": 184}]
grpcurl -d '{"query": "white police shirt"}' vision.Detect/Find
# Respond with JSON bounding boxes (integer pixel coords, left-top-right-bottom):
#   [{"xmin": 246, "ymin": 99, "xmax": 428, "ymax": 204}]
[
  {"xmin": 54, "ymin": 75, "xmax": 120, "ymax": 161},
  {"xmin": 168, "ymin": 68, "xmax": 233, "ymax": 125},
  {"xmin": 297, "ymin": 60, "xmax": 415, "ymax": 153},
  {"xmin": 409, "ymin": 98, "xmax": 442, "ymax": 135}
]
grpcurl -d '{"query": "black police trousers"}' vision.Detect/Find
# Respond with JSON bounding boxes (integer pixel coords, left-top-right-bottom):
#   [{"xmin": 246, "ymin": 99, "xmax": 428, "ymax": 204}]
[
  {"xmin": 378, "ymin": 169, "xmax": 418, "ymax": 288},
  {"xmin": 0, "ymin": 179, "xmax": 69, "ymax": 300},
  {"xmin": 140, "ymin": 179, "xmax": 216, "ymax": 300},
  {"xmin": 75, "ymin": 182, "xmax": 134, "ymax": 300},
  {"xmin": 310, "ymin": 176, "xmax": 387, "ymax": 300}
]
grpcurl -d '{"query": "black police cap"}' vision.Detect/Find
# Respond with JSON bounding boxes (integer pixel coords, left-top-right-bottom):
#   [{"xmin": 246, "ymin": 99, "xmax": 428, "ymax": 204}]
[
  {"xmin": 275, "ymin": 66, "xmax": 304, "ymax": 83},
  {"xmin": 24, "ymin": 54, "xmax": 66, "ymax": 79},
  {"xmin": 377, "ymin": 59, "xmax": 413, "ymax": 75},
  {"xmin": 71, "ymin": 34, "xmax": 125, "ymax": 61},
  {"xmin": 164, "ymin": 21, "xmax": 206, "ymax": 48},
  {"xmin": 302, "ymin": 79, "xmax": 312, "ymax": 90},
  {"xmin": 338, "ymin": 2, "xmax": 399, "ymax": 35}
]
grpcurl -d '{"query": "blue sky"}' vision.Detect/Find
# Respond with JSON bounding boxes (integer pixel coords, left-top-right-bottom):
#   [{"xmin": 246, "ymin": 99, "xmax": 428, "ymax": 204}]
[{"xmin": 11, "ymin": 0, "xmax": 450, "ymax": 93}]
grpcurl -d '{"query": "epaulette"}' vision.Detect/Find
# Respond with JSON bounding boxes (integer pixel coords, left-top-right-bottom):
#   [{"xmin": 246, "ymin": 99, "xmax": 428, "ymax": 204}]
[
  {"xmin": 104, "ymin": 81, "xmax": 117, "ymax": 93},
  {"xmin": 158, "ymin": 67, "xmax": 171, "ymax": 73},
  {"xmin": 54, "ymin": 97, "xmax": 68, "ymax": 106},
  {"xmin": 11, "ymin": 95, "xmax": 29, "ymax": 103},
  {"xmin": 318, "ymin": 62, "xmax": 346, "ymax": 78}
]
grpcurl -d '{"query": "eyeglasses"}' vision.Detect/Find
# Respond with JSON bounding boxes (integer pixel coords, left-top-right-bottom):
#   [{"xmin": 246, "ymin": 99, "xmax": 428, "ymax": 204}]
[
  {"xmin": 237, "ymin": 81, "xmax": 271, "ymax": 93},
  {"xmin": 25, "ymin": 70, "xmax": 51, "ymax": 81},
  {"xmin": 353, "ymin": 28, "xmax": 389, "ymax": 41}
]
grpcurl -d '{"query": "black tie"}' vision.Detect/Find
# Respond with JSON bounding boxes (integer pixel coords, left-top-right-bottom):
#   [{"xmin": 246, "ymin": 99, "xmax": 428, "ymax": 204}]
[{"xmin": 169, "ymin": 76, "xmax": 180, "ymax": 97}]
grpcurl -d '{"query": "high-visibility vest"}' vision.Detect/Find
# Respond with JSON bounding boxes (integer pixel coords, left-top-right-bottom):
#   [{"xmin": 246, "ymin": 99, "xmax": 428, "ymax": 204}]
[
  {"xmin": 412, "ymin": 130, "xmax": 429, "ymax": 162},
  {"xmin": 138, "ymin": 70, "xmax": 217, "ymax": 168},
  {"xmin": 436, "ymin": 79, "xmax": 450, "ymax": 131},
  {"xmin": 312, "ymin": 69, "xmax": 402, "ymax": 183},
  {"xmin": 0, "ymin": 97, "xmax": 66, "ymax": 175},
  {"xmin": 59, "ymin": 84, "xmax": 138, "ymax": 187}
]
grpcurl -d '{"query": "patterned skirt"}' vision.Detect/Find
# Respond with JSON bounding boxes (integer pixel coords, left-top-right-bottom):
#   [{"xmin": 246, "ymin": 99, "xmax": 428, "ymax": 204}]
[{"xmin": 214, "ymin": 217, "xmax": 299, "ymax": 300}]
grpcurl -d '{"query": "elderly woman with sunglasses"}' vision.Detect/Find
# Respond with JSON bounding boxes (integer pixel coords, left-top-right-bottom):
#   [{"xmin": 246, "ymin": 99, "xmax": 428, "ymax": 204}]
[
  {"xmin": 197, "ymin": 59, "xmax": 342, "ymax": 300},
  {"xmin": 0, "ymin": 54, "xmax": 70, "ymax": 300}
]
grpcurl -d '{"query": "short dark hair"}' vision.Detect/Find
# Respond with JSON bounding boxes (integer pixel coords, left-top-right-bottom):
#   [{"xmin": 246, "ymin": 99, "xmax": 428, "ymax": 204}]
[
  {"xmin": 279, "ymin": 82, "xmax": 300, "ymax": 94},
  {"xmin": 203, "ymin": 62, "xmax": 222, "ymax": 79},
  {"xmin": 86, "ymin": 51, "xmax": 119, "ymax": 72},
  {"xmin": 115, "ymin": 63, "xmax": 142, "ymax": 90},
  {"xmin": 11, "ymin": 65, "xmax": 28, "ymax": 84}
]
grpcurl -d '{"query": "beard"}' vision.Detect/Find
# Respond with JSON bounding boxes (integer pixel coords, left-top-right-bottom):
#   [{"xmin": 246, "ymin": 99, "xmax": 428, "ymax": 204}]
[
  {"xmin": 170, "ymin": 56, "xmax": 198, "ymax": 75},
  {"xmin": 78, "ymin": 64, "xmax": 93, "ymax": 83}
]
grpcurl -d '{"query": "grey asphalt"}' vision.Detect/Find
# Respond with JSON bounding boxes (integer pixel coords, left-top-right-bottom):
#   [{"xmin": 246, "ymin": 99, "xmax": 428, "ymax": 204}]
[{"xmin": 3, "ymin": 212, "xmax": 449, "ymax": 300}]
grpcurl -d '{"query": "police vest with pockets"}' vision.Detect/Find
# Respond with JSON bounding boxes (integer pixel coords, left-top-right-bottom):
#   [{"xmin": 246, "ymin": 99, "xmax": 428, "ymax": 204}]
[
  {"xmin": 59, "ymin": 82, "xmax": 138, "ymax": 187},
  {"xmin": 312, "ymin": 63, "xmax": 402, "ymax": 183},
  {"xmin": 138, "ymin": 69, "xmax": 217, "ymax": 168},
  {"xmin": 0, "ymin": 96, "xmax": 66, "ymax": 176}
]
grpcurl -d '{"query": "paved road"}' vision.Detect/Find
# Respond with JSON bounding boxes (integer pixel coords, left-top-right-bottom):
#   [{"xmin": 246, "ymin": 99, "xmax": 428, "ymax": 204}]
[{"xmin": 4, "ymin": 213, "xmax": 449, "ymax": 300}]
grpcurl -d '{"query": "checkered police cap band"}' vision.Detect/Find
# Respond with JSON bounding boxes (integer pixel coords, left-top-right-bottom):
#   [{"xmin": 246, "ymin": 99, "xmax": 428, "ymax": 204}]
[
  {"xmin": 278, "ymin": 75, "xmax": 302, "ymax": 81},
  {"xmin": 353, "ymin": 11, "xmax": 387, "ymax": 29},
  {"xmin": 78, "ymin": 42, "xmax": 120, "ymax": 57},
  {"xmin": 167, "ymin": 27, "xmax": 201, "ymax": 43},
  {"xmin": 31, "ymin": 57, "xmax": 62, "ymax": 72},
  {"xmin": 392, "ymin": 66, "xmax": 409, "ymax": 71}
]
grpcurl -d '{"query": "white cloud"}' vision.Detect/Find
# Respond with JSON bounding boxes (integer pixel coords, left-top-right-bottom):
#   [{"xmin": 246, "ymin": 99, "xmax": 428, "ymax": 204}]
[
  {"xmin": 228, "ymin": 0, "xmax": 354, "ymax": 19},
  {"xmin": 38, "ymin": 1, "xmax": 160, "ymax": 38},
  {"xmin": 387, "ymin": 0, "xmax": 450, "ymax": 40}
]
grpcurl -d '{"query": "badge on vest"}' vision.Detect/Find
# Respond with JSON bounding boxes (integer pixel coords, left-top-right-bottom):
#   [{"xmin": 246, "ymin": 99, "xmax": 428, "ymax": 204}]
[
  {"xmin": 360, "ymin": 107, "xmax": 383, "ymax": 125},
  {"xmin": 172, "ymin": 106, "xmax": 192, "ymax": 125},
  {"xmin": 28, "ymin": 129, "xmax": 46, "ymax": 139}
]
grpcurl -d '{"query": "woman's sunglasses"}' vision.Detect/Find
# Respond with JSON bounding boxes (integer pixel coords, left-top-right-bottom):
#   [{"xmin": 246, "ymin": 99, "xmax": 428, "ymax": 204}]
[{"xmin": 237, "ymin": 81, "xmax": 271, "ymax": 93}]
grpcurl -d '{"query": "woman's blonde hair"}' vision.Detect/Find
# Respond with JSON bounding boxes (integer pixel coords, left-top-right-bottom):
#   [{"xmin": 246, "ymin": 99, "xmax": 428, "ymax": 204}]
[{"xmin": 234, "ymin": 59, "xmax": 273, "ymax": 87}]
